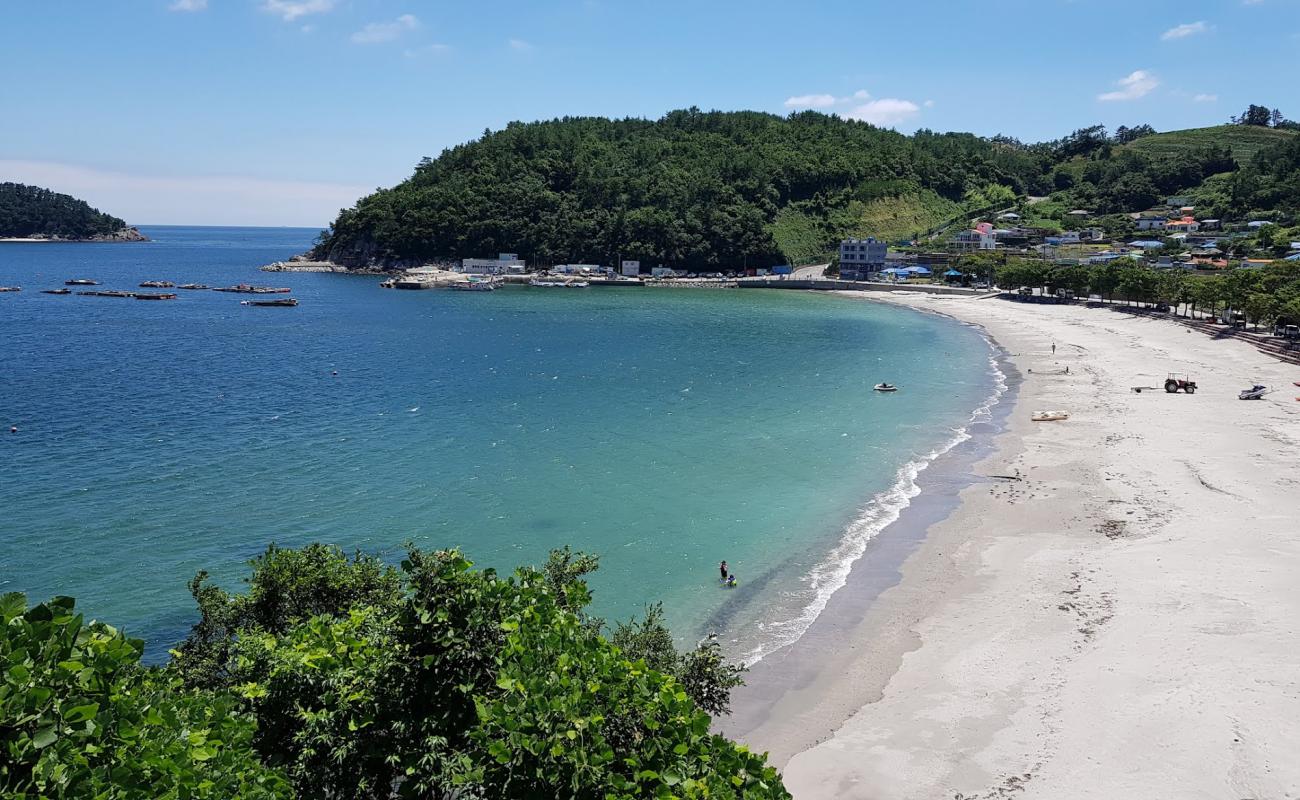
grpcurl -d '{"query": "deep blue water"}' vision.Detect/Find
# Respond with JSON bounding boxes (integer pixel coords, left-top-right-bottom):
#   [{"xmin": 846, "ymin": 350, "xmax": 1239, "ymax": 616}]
[{"xmin": 0, "ymin": 226, "xmax": 997, "ymax": 660}]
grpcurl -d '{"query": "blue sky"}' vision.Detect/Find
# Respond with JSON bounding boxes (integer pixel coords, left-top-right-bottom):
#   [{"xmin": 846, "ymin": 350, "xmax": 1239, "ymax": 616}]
[{"xmin": 3, "ymin": 0, "xmax": 1297, "ymax": 226}]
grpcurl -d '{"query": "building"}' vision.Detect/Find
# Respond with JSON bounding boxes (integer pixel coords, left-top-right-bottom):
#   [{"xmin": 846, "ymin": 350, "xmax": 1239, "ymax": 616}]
[
  {"xmin": 1166, "ymin": 217, "xmax": 1200, "ymax": 234},
  {"xmin": 1136, "ymin": 216, "xmax": 1167, "ymax": 231},
  {"xmin": 1046, "ymin": 231, "xmax": 1081, "ymax": 246},
  {"xmin": 838, "ymin": 237, "xmax": 888, "ymax": 280},
  {"xmin": 954, "ymin": 229, "xmax": 996, "ymax": 251},
  {"xmin": 620, "ymin": 260, "xmax": 641, "ymax": 277},
  {"xmin": 461, "ymin": 253, "xmax": 525, "ymax": 274}
]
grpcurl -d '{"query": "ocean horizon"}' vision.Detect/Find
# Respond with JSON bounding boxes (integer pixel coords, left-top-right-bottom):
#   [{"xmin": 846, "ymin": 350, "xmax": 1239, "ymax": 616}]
[{"xmin": 1, "ymin": 225, "xmax": 999, "ymax": 663}]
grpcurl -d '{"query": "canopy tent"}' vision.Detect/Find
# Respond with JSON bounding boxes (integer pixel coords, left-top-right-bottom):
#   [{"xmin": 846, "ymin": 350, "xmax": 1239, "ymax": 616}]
[
  {"xmin": 943, "ymin": 269, "xmax": 962, "ymax": 276},
  {"xmin": 908, "ymin": 266, "xmax": 932, "ymax": 275}
]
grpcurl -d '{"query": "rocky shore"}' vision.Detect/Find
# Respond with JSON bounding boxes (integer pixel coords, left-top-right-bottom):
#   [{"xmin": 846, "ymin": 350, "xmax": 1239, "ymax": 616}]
[{"xmin": 1, "ymin": 227, "xmax": 149, "ymax": 243}]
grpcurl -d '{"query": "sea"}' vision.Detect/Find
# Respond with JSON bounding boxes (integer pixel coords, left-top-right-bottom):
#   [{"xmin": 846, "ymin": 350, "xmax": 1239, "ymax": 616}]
[{"xmin": 0, "ymin": 226, "xmax": 1002, "ymax": 662}]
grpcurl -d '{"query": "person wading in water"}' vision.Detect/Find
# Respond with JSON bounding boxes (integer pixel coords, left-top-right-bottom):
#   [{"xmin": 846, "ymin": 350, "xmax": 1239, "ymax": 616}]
[{"xmin": 719, "ymin": 560, "xmax": 729, "ymax": 582}]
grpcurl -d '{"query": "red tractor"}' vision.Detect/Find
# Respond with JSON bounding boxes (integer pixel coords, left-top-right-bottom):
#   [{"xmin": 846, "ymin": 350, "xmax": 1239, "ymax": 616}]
[{"xmin": 1165, "ymin": 373, "xmax": 1197, "ymax": 394}]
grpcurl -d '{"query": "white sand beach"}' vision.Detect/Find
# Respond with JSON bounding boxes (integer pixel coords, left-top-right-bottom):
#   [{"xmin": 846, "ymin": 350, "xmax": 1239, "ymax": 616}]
[{"xmin": 737, "ymin": 294, "xmax": 1300, "ymax": 799}]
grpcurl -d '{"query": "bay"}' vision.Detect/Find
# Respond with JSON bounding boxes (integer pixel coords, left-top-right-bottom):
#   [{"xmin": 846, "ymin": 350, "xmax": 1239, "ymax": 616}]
[{"xmin": 0, "ymin": 225, "xmax": 997, "ymax": 661}]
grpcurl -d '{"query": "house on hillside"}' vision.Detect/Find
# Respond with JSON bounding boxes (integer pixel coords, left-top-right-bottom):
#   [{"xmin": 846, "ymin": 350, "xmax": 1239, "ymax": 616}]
[
  {"xmin": 1200, "ymin": 219, "xmax": 1222, "ymax": 231},
  {"xmin": 954, "ymin": 229, "xmax": 996, "ymax": 251},
  {"xmin": 838, "ymin": 237, "xmax": 889, "ymax": 280},
  {"xmin": 997, "ymin": 212, "xmax": 1021, "ymax": 221},
  {"xmin": 1166, "ymin": 217, "xmax": 1201, "ymax": 234},
  {"xmin": 1136, "ymin": 216, "xmax": 1168, "ymax": 231},
  {"xmin": 1129, "ymin": 240, "xmax": 1165, "ymax": 250}
]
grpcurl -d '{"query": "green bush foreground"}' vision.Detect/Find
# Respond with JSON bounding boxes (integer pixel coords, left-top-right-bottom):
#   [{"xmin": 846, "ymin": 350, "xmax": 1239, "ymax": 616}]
[{"xmin": 2, "ymin": 545, "xmax": 787, "ymax": 799}]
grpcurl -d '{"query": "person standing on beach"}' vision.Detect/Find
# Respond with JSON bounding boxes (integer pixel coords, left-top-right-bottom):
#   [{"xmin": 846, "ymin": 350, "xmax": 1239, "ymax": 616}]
[
  {"xmin": 719, "ymin": 560, "xmax": 728, "ymax": 582},
  {"xmin": 1052, "ymin": 342, "xmax": 1056, "ymax": 355}
]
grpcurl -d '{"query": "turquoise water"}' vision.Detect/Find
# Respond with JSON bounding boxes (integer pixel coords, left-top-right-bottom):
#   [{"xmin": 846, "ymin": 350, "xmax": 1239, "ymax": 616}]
[{"xmin": 0, "ymin": 226, "xmax": 998, "ymax": 660}]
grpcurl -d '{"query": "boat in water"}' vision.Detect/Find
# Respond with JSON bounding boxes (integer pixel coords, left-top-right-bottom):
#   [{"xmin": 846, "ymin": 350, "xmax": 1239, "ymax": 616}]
[
  {"xmin": 451, "ymin": 278, "xmax": 498, "ymax": 292},
  {"xmin": 178, "ymin": 284, "xmax": 210, "ymax": 290},
  {"xmin": 41, "ymin": 288, "xmax": 71, "ymax": 295},
  {"xmin": 76, "ymin": 290, "xmax": 134, "ymax": 298},
  {"xmin": 0, "ymin": 286, "xmax": 20, "ymax": 293},
  {"xmin": 134, "ymin": 292, "xmax": 177, "ymax": 300},
  {"xmin": 139, "ymin": 280, "xmax": 175, "ymax": 288},
  {"xmin": 240, "ymin": 298, "xmax": 299, "ymax": 307},
  {"xmin": 529, "ymin": 278, "xmax": 590, "ymax": 288},
  {"xmin": 873, "ymin": 383, "xmax": 899, "ymax": 392},
  {"xmin": 65, "ymin": 279, "xmax": 100, "ymax": 286},
  {"xmin": 214, "ymin": 284, "xmax": 291, "ymax": 294}
]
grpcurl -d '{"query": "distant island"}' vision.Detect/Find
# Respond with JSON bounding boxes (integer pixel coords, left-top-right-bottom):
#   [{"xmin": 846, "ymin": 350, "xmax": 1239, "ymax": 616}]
[
  {"xmin": 0, "ymin": 182, "xmax": 147, "ymax": 242},
  {"xmin": 307, "ymin": 105, "xmax": 1298, "ymax": 271}
]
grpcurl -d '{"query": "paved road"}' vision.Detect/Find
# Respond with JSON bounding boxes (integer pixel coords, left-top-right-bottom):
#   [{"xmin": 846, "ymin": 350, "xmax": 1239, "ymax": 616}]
[{"xmin": 792, "ymin": 263, "xmax": 828, "ymax": 280}]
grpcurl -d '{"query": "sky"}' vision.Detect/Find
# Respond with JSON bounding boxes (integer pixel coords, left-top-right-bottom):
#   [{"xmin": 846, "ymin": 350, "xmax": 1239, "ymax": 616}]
[{"xmin": 3, "ymin": 0, "xmax": 1298, "ymax": 226}]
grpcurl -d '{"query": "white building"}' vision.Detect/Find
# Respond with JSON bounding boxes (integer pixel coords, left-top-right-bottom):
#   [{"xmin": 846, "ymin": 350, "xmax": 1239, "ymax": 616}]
[
  {"xmin": 1136, "ymin": 217, "xmax": 1167, "ymax": 231},
  {"xmin": 954, "ymin": 229, "xmax": 996, "ymax": 251},
  {"xmin": 461, "ymin": 253, "xmax": 525, "ymax": 274},
  {"xmin": 620, "ymin": 260, "xmax": 641, "ymax": 277}
]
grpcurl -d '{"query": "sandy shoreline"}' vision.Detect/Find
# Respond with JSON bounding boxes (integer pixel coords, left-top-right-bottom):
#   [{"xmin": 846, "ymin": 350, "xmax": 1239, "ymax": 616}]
[{"xmin": 731, "ymin": 293, "xmax": 1300, "ymax": 798}]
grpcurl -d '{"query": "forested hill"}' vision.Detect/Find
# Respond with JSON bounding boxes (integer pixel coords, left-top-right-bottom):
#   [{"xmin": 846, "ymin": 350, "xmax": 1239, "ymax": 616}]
[
  {"xmin": 0, "ymin": 182, "xmax": 146, "ymax": 241},
  {"xmin": 310, "ymin": 109, "xmax": 1299, "ymax": 270}
]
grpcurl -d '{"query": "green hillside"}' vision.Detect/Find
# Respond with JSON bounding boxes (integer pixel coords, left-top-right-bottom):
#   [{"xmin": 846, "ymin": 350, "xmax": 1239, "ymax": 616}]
[
  {"xmin": 311, "ymin": 112, "xmax": 1300, "ymax": 271},
  {"xmin": 0, "ymin": 182, "xmax": 143, "ymax": 240},
  {"xmin": 771, "ymin": 190, "xmax": 961, "ymax": 264},
  {"xmin": 1126, "ymin": 124, "xmax": 1297, "ymax": 163}
]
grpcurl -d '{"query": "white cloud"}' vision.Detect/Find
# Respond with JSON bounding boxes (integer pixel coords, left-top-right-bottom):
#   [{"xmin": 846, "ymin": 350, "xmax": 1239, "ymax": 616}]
[
  {"xmin": 782, "ymin": 89, "xmax": 924, "ymax": 126},
  {"xmin": 261, "ymin": 0, "xmax": 335, "ymax": 22},
  {"xmin": 1161, "ymin": 21, "xmax": 1210, "ymax": 40},
  {"xmin": 169, "ymin": 0, "xmax": 207, "ymax": 11},
  {"xmin": 351, "ymin": 14, "xmax": 420, "ymax": 44},
  {"xmin": 845, "ymin": 98, "xmax": 922, "ymax": 126},
  {"xmin": 784, "ymin": 93, "xmax": 838, "ymax": 109},
  {"xmin": 508, "ymin": 38, "xmax": 534, "ymax": 52},
  {"xmin": 0, "ymin": 160, "xmax": 371, "ymax": 228},
  {"xmin": 1193, "ymin": 93, "xmax": 1218, "ymax": 103},
  {"xmin": 1097, "ymin": 70, "xmax": 1160, "ymax": 102}
]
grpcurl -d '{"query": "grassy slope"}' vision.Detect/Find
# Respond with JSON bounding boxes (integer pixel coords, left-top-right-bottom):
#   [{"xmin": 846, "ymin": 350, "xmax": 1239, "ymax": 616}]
[
  {"xmin": 1126, "ymin": 125, "xmax": 1296, "ymax": 163},
  {"xmin": 771, "ymin": 190, "xmax": 961, "ymax": 264}
]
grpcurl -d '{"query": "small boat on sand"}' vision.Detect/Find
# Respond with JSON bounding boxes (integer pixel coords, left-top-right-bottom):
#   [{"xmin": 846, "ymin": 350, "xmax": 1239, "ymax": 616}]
[
  {"xmin": 65, "ymin": 279, "xmax": 100, "ymax": 286},
  {"xmin": 134, "ymin": 292, "xmax": 177, "ymax": 300},
  {"xmin": 1031, "ymin": 410, "xmax": 1070, "ymax": 422},
  {"xmin": 240, "ymin": 298, "xmax": 298, "ymax": 307},
  {"xmin": 873, "ymin": 383, "xmax": 899, "ymax": 392},
  {"xmin": 41, "ymin": 288, "xmax": 71, "ymax": 295},
  {"xmin": 139, "ymin": 280, "xmax": 175, "ymax": 288},
  {"xmin": 178, "ymin": 284, "xmax": 210, "ymax": 290}
]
